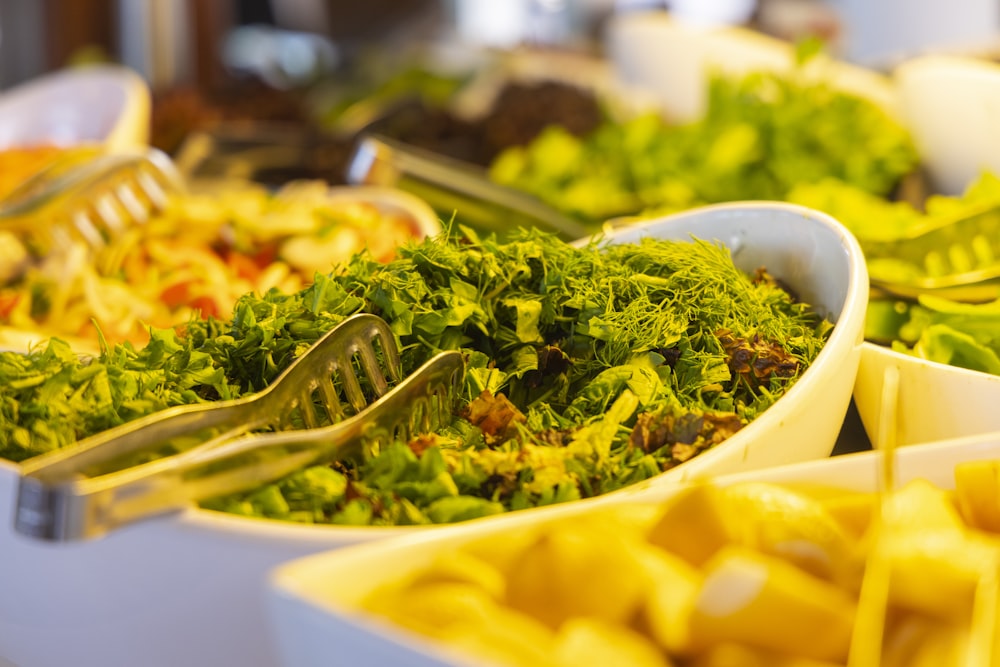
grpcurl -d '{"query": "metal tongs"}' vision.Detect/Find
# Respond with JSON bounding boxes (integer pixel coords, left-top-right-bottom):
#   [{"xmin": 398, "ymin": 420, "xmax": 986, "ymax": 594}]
[
  {"xmin": 346, "ymin": 134, "xmax": 590, "ymax": 241},
  {"xmin": 0, "ymin": 147, "xmax": 184, "ymax": 252},
  {"xmin": 865, "ymin": 200, "xmax": 1000, "ymax": 303},
  {"xmin": 15, "ymin": 314, "xmax": 465, "ymax": 542}
]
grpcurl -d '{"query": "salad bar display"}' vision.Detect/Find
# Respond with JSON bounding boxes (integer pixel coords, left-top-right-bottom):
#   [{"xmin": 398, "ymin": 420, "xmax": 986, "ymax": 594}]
[{"xmin": 3, "ymin": 11, "xmax": 1000, "ymax": 667}]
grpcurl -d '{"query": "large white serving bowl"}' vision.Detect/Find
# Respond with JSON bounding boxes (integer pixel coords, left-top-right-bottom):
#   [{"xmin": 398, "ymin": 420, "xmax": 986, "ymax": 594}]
[
  {"xmin": 266, "ymin": 434, "xmax": 1000, "ymax": 667},
  {"xmin": 591, "ymin": 201, "xmax": 868, "ymax": 489},
  {"xmin": 894, "ymin": 54, "xmax": 1000, "ymax": 195},
  {"xmin": 0, "ymin": 64, "xmax": 150, "ymax": 151},
  {"xmin": 0, "ymin": 201, "xmax": 866, "ymax": 667},
  {"xmin": 854, "ymin": 340, "xmax": 1000, "ymax": 448},
  {"xmin": 605, "ymin": 11, "xmax": 899, "ymax": 123}
]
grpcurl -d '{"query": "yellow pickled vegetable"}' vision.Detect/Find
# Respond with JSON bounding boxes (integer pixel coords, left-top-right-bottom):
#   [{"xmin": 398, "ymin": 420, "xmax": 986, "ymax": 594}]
[{"xmin": 686, "ymin": 546, "xmax": 856, "ymax": 662}]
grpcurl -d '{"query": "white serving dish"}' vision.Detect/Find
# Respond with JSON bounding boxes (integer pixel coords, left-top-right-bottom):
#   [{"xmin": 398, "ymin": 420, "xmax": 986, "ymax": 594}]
[
  {"xmin": 854, "ymin": 340, "xmax": 1000, "ymax": 448},
  {"xmin": 0, "ymin": 201, "xmax": 867, "ymax": 667},
  {"xmin": 266, "ymin": 434, "xmax": 1000, "ymax": 667},
  {"xmin": 894, "ymin": 53, "xmax": 1000, "ymax": 195},
  {"xmin": 0, "ymin": 64, "xmax": 150, "ymax": 151},
  {"xmin": 606, "ymin": 11, "xmax": 899, "ymax": 123}
]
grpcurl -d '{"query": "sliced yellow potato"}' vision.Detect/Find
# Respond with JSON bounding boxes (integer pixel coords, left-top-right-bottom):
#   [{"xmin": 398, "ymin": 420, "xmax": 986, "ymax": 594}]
[{"xmin": 687, "ymin": 546, "xmax": 856, "ymax": 663}]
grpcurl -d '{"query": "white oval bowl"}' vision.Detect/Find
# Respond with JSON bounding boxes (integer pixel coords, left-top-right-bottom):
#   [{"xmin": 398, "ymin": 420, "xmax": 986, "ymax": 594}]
[
  {"xmin": 0, "ymin": 64, "xmax": 150, "ymax": 151},
  {"xmin": 266, "ymin": 433, "xmax": 1000, "ymax": 667},
  {"xmin": 0, "ymin": 201, "xmax": 866, "ymax": 667},
  {"xmin": 894, "ymin": 53, "xmax": 1000, "ymax": 195}
]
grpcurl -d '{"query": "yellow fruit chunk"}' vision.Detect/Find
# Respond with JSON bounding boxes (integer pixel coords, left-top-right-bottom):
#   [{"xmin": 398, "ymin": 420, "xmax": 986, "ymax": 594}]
[
  {"xmin": 881, "ymin": 613, "xmax": 970, "ymax": 667},
  {"xmin": 881, "ymin": 479, "xmax": 966, "ymax": 535},
  {"xmin": 688, "ymin": 642, "xmax": 846, "ymax": 667},
  {"xmin": 646, "ymin": 483, "xmax": 731, "ymax": 567},
  {"xmin": 687, "ymin": 546, "xmax": 856, "ymax": 663},
  {"xmin": 406, "ymin": 550, "xmax": 507, "ymax": 601},
  {"xmin": 818, "ymin": 491, "xmax": 877, "ymax": 540},
  {"xmin": 647, "ymin": 481, "xmax": 857, "ymax": 583},
  {"xmin": 553, "ymin": 618, "xmax": 675, "ymax": 667},
  {"xmin": 954, "ymin": 459, "xmax": 1000, "ymax": 533},
  {"xmin": 504, "ymin": 515, "xmax": 652, "ymax": 629},
  {"xmin": 882, "ymin": 530, "xmax": 1000, "ymax": 622},
  {"xmin": 639, "ymin": 547, "xmax": 703, "ymax": 654},
  {"xmin": 443, "ymin": 604, "xmax": 561, "ymax": 667},
  {"xmin": 368, "ymin": 581, "xmax": 559, "ymax": 667}
]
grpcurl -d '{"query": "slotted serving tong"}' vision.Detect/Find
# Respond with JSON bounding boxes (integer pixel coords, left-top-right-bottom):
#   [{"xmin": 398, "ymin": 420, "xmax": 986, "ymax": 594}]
[
  {"xmin": 0, "ymin": 147, "xmax": 184, "ymax": 252},
  {"xmin": 15, "ymin": 314, "xmax": 465, "ymax": 542},
  {"xmin": 865, "ymin": 200, "xmax": 1000, "ymax": 302},
  {"xmin": 347, "ymin": 133, "xmax": 591, "ymax": 240}
]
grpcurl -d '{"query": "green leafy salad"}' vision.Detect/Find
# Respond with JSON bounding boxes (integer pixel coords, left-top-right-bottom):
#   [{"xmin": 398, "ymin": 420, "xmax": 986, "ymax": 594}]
[
  {"xmin": 790, "ymin": 171, "xmax": 1000, "ymax": 375},
  {"xmin": 488, "ymin": 69, "xmax": 917, "ymax": 223},
  {"xmin": 0, "ymin": 228, "xmax": 832, "ymax": 526}
]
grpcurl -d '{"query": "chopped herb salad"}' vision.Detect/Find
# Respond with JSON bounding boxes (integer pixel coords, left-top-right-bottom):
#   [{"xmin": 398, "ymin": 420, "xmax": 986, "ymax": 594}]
[{"xmin": 0, "ymin": 227, "xmax": 832, "ymax": 526}]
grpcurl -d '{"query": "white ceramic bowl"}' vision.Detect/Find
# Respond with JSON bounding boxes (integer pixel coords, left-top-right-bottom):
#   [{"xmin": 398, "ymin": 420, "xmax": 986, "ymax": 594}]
[
  {"xmin": 0, "ymin": 201, "xmax": 867, "ymax": 667},
  {"xmin": 894, "ymin": 54, "xmax": 1000, "ymax": 195},
  {"xmin": 0, "ymin": 64, "xmax": 150, "ymax": 151},
  {"xmin": 854, "ymin": 340, "xmax": 1000, "ymax": 448},
  {"xmin": 606, "ymin": 11, "xmax": 899, "ymax": 123},
  {"xmin": 266, "ymin": 434, "xmax": 1000, "ymax": 667}
]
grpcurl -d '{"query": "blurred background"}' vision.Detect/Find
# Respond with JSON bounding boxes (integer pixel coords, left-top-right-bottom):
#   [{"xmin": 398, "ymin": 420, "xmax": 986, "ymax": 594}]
[{"xmin": 3, "ymin": 0, "xmax": 1000, "ymax": 92}]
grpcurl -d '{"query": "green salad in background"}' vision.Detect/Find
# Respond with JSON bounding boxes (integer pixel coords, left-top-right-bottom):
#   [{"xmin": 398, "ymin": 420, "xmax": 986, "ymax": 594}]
[
  {"xmin": 488, "ymin": 68, "xmax": 918, "ymax": 223},
  {"xmin": 791, "ymin": 171, "xmax": 1000, "ymax": 376},
  {"xmin": 0, "ymin": 227, "xmax": 831, "ymax": 526}
]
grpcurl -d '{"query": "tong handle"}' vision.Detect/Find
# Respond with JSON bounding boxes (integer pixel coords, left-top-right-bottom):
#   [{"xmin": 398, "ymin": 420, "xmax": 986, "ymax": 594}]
[
  {"xmin": 15, "ymin": 405, "xmax": 368, "ymax": 542},
  {"xmin": 15, "ymin": 349, "xmax": 463, "ymax": 542},
  {"xmin": 346, "ymin": 134, "xmax": 590, "ymax": 240}
]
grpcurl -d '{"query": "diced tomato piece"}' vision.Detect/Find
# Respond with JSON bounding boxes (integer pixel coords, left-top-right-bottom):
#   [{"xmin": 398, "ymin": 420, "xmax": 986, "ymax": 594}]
[
  {"xmin": 225, "ymin": 251, "xmax": 261, "ymax": 281},
  {"xmin": 0, "ymin": 291, "xmax": 20, "ymax": 319},
  {"xmin": 160, "ymin": 281, "xmax": 193, "ymax": 308},
  {"xmin": 188, "ymin": 295, "xmax": 220, "ymax": 319},
  {"xmin": 251, "ymin": 242, "xmax": 279, "ymax": 269}
]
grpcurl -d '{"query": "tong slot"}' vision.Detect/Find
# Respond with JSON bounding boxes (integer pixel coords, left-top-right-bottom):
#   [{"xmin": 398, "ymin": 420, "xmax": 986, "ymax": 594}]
[
  {"xmin": 0, "ymin": 148, "xmax": 184, "ymax": 253},
  {"xmin": 15, "ymin": 314, "xmax": 466, "ymax": 542}
]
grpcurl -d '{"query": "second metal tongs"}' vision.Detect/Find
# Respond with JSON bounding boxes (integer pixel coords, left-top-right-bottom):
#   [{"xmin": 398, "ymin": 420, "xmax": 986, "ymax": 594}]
[
  {"xmin": 346, "ymin": 134, "xmax": 590, "ymax": 241},
  {"xmin": 865, "ymin": 199, "xmax": 1000, "ymax": 302},
  {"xmin": 15, "ymin": 314, "xmax": 465, "ymax": 542}
]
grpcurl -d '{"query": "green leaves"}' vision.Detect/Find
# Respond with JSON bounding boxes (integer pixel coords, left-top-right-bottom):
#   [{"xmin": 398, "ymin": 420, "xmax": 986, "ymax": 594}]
[
  {"xmin": 489, "ymin": 70, "xmax": 917, "ymax": 225},
  {"xmin": 0, "ymin": 227, "xmax": 829, "ymax": 525}
]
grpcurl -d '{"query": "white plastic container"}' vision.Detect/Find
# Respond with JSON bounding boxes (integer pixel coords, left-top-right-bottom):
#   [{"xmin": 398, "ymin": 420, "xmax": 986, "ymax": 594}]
[
  {"xmin": 854, "ymin": 341, "xmax": 1000, "ymax": 448},
  {"xmin": 0, "ymin": 201, "xmax": 868, "ymax": 667},
  {"xmin": 267, "ymin": 434, "xmax": 1000, "ymax": 667},
  {"xmin": 894, "ymin": 54, "xmax": 1000, "ymax": 195}
]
